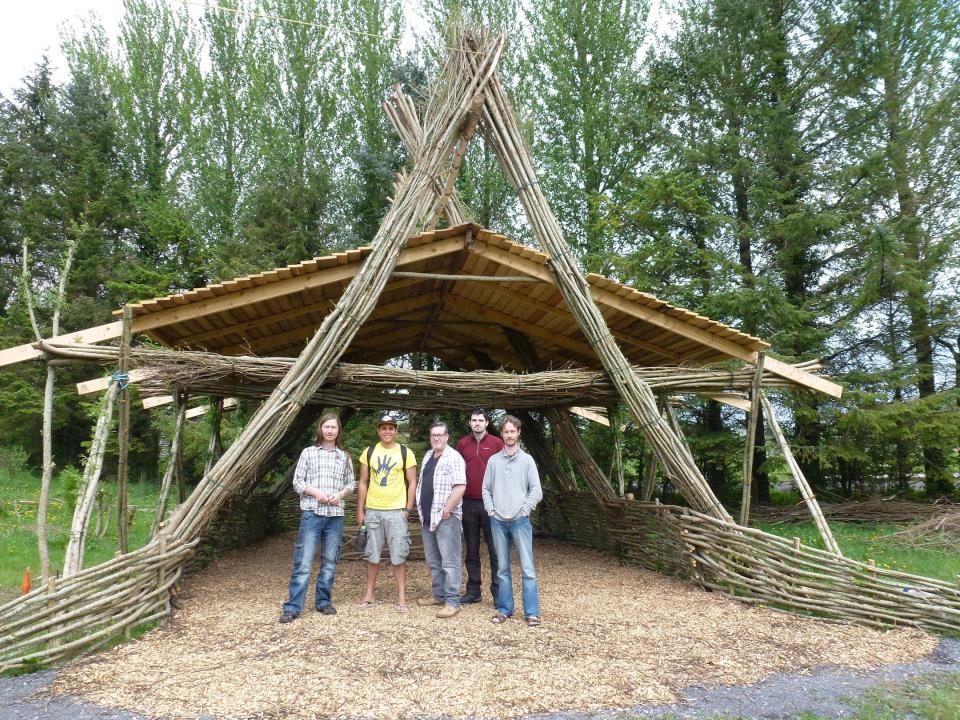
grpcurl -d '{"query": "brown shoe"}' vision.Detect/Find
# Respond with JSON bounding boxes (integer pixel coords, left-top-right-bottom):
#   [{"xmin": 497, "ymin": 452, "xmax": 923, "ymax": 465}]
[
  {"xmin": 416, "ymin": 597, "xmax": 443, "ymax": 607},
  {"xmin": 436, "ymin": 604, "xmax": 460, "ymax": 618}
]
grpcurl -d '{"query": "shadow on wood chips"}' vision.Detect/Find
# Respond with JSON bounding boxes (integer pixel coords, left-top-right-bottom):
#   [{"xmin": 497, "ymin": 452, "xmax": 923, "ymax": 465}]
[{"xmin": 50, "ymin": 534, "xmax": 936, "ymax": 719}]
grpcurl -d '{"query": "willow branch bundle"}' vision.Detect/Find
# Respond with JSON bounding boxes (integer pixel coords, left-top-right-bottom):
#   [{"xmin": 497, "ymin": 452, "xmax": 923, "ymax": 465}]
[
  {"xmin": 162, "ymin": 30, "xmax": 506, "ymax": 542},
  {"xmin": 462, "ymin": 31, "xmax": 730, "ymax": 521},
  {"xmin": 749, "ymin": 499, "xmax": 954, "ymax": 525},
  {"xmin": 887, "ymin": 511, "xmax": 960, "ymax": 552},
  {"xmin": 45, "ymin": 343, "xmax": 812, "ymax": 410}
]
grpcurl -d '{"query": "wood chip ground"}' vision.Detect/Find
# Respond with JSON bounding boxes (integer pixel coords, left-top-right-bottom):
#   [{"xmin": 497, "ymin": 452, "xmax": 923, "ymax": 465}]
[{"xmin": 51, "ymin": 534, "xmax": 937, "ymax": 719}]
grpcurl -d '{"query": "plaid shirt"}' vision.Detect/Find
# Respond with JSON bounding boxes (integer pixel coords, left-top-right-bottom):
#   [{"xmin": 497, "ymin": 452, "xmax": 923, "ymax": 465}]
[
  {"xmin": 292, "ymin": 445, "xmax": 355, "ymax": 517},
  {"xmin": 416, "ymin": 447, "xmax": 466, "ymax": 531}
]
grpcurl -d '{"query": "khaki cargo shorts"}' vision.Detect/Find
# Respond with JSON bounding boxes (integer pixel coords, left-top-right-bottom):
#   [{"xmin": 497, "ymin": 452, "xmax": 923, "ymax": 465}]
[{"xmin": 364, "ymin": 508, "xmax": 411, "ymax": 565}]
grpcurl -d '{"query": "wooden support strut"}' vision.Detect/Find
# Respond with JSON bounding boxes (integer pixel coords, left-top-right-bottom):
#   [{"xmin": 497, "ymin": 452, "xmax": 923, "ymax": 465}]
[
  {"xmin": 760, "ymin": 391, "xmax": 841, "ymax": 555},
  {"xmin": 63, "ymin": 381, "xmax": 120, "ymax": 577},
  {"xmin": 608, "ymin": 404, "xmax": 625, "ymax": 497},
  {"xmin": 463, "ymin": 33, "xmax": 731, "ymax": 520},
  {"xmin": 152, "ymin": 393, "xmax": 187, "ymax": 538}
]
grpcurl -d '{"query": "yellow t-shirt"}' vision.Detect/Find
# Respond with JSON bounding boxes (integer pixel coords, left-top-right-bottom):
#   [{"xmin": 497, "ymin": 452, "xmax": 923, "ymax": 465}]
[{"xmin": 360, "ymin": 442, "xmax": 417, "ymax": 510}]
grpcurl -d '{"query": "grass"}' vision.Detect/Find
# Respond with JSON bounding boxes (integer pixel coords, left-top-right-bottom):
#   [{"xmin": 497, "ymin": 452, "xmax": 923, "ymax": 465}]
[
  {"xmin": 755, "ymin": 520, "xmax": 960, "ymax": 584},
  {"xmin": 0, "ymin": 464, "xmax": 159, "ymax": 600},
  {"xmin": 647, "ymin": 672, "xmax": 960, "ymax": 719}
]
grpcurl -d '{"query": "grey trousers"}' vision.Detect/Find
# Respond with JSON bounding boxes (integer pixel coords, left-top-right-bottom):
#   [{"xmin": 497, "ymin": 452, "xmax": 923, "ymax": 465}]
[{"xmin": 421, "ymin": 515, "xmax": 463, "ymax": 607}]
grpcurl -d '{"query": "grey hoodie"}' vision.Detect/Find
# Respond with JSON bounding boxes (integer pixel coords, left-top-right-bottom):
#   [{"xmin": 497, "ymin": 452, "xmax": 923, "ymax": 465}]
[{"xmin": 481, "ymin": 446, "xmax": 543, "ymax": 521}]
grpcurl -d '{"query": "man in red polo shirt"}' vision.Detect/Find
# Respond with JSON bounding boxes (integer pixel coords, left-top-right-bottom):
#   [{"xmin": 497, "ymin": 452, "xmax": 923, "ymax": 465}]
[{"xmin": 455, "ymin": 407, "xmax": 504, "ymax": 604}]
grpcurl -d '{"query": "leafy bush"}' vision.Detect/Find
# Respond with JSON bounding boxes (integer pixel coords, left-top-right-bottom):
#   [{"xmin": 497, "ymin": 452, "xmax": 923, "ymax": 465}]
[
  {"xmin": 59, "ymin": 465, "xmax": 83, "ymax": 519},
  {"xmin": 0, "ymin": 445, "xmax": 29, "ymax": 475}
]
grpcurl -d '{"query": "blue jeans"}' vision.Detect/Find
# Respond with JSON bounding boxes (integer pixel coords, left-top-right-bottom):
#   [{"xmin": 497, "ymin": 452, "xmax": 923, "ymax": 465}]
[
  {"xmin": 490, "ymin": 515, "xmax": 539, "ymax": 618},
  {"xmin": 283, "ymin": 511, "xmax": 343, "ymax": 614},
  {"xmin": 421, "ymin": 515, "xmax": 463, "ymax": 607}
]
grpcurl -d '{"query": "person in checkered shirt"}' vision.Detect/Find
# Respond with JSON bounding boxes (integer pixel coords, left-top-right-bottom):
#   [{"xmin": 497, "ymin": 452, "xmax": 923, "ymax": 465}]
[
  {"xmin": 415, "ymin": 421, "xmax": 467, "ymax": 618},
  {"xmin": 279, "ymin": 413, "xmax": 355, "ymax": 623}
]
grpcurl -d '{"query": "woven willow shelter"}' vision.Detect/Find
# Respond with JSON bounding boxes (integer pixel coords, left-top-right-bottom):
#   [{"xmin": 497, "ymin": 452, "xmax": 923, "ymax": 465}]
[{"xmin": 2, "ymin": 29, "xmax": 958, "ymax": 671}]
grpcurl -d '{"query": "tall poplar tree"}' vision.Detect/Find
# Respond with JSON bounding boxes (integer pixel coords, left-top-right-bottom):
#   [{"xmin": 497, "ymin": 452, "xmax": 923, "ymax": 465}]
[{"xmin": 525, "ymin": 0, "xmax": 651, "ymax": 272}]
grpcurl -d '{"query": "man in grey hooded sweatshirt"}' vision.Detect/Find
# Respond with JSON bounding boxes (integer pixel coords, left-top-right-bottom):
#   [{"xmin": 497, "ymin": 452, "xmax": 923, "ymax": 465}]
[{"xmin": 482, "ymin": 414, "xmax": 543, "ymax": 627}]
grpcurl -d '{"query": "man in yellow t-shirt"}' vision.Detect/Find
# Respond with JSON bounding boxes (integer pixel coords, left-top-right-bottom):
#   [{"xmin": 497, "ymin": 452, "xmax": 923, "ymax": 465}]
[{"xmin": 357, "ymin": 414, "xmax": 418, "ymax": 613}]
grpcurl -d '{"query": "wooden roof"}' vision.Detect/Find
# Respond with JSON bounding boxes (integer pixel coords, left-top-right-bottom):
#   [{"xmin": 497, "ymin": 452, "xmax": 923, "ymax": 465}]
[{"xmin": 114, "ymin": 223, "xmax": 768, "ymax": 371}]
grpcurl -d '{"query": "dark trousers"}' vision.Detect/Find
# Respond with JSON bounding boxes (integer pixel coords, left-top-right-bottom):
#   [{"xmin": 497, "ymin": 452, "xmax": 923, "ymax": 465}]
[{"xmin": 461, "ymin": 498, "xmax": 499, "ymax": 599}]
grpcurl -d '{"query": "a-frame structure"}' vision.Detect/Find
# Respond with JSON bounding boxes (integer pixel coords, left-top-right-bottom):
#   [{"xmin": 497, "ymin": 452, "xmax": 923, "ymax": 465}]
[{"xmin": 13, "ymin": 29, "xmax": 959, "ymax": 672}]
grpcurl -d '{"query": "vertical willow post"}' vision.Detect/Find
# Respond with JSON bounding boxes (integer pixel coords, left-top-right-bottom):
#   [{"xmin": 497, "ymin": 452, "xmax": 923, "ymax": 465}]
[
  {"xmin": 641, "ymin": 449, "xmax": 657, "ymax": 501},
  {"xmin": 739, "ymin": 354, "xmax": 765, "ymax": 526},
  {"xmin": 116, "ymin": 306, "xmax": 132, "ymax": 555},
  {"xmin": 608, "ymin": 405, "xmax": 624, "ymax": 497}
]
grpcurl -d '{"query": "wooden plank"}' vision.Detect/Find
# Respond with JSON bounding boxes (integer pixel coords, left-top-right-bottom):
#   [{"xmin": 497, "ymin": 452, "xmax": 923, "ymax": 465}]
[
  {"xmin": 444, "ymin": 292, "xmax": 597, "ymax": 362},
  {"xmin": 215, "ymin": 292, "xmax": 443, "ymax": 356},
  {"xmin": 116, "ymin": 236, "xmax": 465, "ymax": 333},
  {"xmin": 186, "ymin": 397, "xmax": 237, "ymax": 419},
  {"xmin": 77, "ymin": 368, "xmax": 148, "ymax": 395},
  {"xmin": 471, "ymin": 241, "xmax": 758, "ymax": 355},
  {"xmin": 0, "ymin": 321, "xmax": 123, "ymax": 368},
  {"xmin": 117, "ymin": 307, "xmax": 132, "ymax": 555},
  {"xmin": 704, "ymin": 393, "xmax": 752, "ymax": 412},
  {"xmin": 763, "ymin": 356, "xmax": 843, "ymax": 399},
  {"xmin": 570, "ymin": 406, "xmax": 609, "ymax": 426},
  {"xmin": 491, "ymin": 284, "xmax": 680, "ymax": 361},
  {"xmin": 470, "ymin": 241, "xmax": 841, "ymax": 397},
  {"xmin": 142, "ymin": 395, "xmax": 173, "ymax": 409}
]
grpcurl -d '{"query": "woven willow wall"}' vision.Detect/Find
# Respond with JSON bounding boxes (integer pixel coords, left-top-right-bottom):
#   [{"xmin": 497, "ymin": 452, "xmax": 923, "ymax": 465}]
[
  {"xmin": 1, "ymin": 484, "xmax": 284, "ymax": 671},
  {"xmin": 538, "ymin": 493, "xmax": 960, "ymax": 634},
  {"xmin": 5, "ymin": 490, "xmax": 958, "ymax": 672}
]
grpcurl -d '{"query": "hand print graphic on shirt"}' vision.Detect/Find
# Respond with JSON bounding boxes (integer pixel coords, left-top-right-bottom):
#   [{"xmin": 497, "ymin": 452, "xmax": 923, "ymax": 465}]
[{"xmin": 375, "ymin": 455, "xmax": 396, "ymax": 486}]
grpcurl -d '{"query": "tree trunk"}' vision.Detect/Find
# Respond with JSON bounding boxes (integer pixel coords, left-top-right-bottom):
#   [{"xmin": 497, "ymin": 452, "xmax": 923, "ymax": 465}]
[
  {"xmin": 883, "ymin": 66, "xmax": 952, "ymax": 496},
  {"xmin": 36, "ymin": 366, "xmax": 56, "ymax": 581},
  {"xmin": 63, "ymin": 382, "xmax": 120, "ymax": 577},
  {"xmin": 153, "ymin": 394, "xmax": 187, "ymax": 537}
]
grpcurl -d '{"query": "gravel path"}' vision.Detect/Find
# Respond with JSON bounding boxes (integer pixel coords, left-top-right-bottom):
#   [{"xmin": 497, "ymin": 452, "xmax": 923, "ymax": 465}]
[{"xmin": 2, "ymin": 638, "xmax": 958, "ymax": 720}]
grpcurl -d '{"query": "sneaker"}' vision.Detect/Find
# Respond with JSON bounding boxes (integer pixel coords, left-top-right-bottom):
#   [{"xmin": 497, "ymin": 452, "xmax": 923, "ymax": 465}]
[
  {"xmin": 459, "ymin": 593, "xmax": 482, "ymax": 605},
  {"xmin": 316, "ymin": 605, "xmax": 337, "ymax": 615},
  {"xmin": 416, "ymin": 597, "xmax": 443, "ymax": 607},
  {"xmin": 278, "ymin": 610, "xmax": 299, "ymax": 624},
  {"xmin": 436, "ymin": 604, "xmax": 460, "ymax": 618}
]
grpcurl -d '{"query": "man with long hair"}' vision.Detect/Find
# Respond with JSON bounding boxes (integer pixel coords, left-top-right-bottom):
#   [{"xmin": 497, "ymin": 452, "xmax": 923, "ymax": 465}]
[{"xmin": 279, "ymin": 413, "xmax": 355, "ymax": 622}]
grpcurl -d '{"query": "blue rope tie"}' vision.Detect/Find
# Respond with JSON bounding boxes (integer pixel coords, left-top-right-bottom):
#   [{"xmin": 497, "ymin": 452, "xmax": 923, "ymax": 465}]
[{"xmin": 112, "ymin": 371, "xmax": 130, "ymax": 390}]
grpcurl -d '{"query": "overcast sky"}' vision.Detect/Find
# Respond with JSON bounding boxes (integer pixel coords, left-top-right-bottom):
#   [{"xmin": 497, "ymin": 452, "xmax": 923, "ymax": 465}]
[
  {"xmin": 2, "ymin": 1, "xmax": 669, "ymax": 98},
  {"xmin": 1, "ymin": 2, "xmax": 128, "ymax": 97}
]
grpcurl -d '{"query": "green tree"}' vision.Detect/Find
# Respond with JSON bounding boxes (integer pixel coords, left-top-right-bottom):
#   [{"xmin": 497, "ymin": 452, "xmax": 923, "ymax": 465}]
[
  {"xmin": 525, "ymin": 0, "xmax": 651, "ymax": 272},
  {"xmin": 337, "ymin": 0, "xmax": 406, "ymax": 244},
  {"xmin": 848, "ymin": 0, "xmax": 960, "ymax": 494},
  {"xmin": 193, "ymin": 1, "xmax": 264, "ymax": 279}
]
